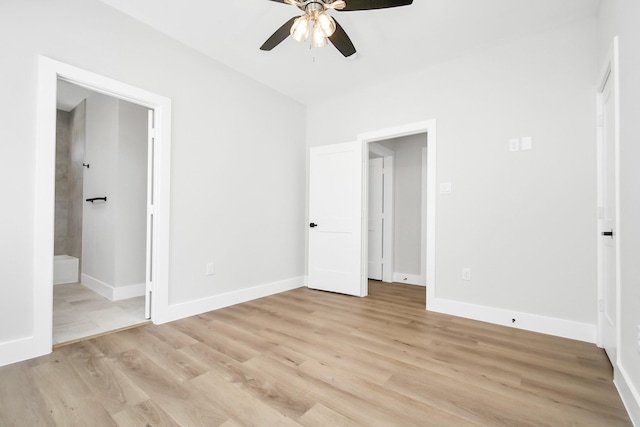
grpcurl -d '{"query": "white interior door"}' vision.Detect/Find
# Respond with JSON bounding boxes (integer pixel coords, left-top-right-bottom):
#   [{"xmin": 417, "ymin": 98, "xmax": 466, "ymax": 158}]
[
  {"xmin": 600, "ymin": 71, "xmax": 617, "ymax": 361},
  {"xmin": 144, "ymin": 110, "xmax": 155, "ymax": 319},
  {"xmin": 368, "ymin": 157, "xmax": 383, "ymax": 280},
  {"xmin": 308, "ymin": 141, "xmax": 364, "ymax": 297}
]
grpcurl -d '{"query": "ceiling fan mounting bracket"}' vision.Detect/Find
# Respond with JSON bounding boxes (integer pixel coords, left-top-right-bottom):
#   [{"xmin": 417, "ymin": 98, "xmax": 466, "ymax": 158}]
[
  {"xmin": 292, "ymin": 0, "xmax": 339, "ymax": 14},
  {"xmin": 303, "ymin": 2, "xmax": 325, "ymax": 19}
]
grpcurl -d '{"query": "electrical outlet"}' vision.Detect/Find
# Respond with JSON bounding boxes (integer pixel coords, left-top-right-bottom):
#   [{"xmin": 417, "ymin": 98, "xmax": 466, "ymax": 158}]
[
  {"xmin": 521, "ymin": 136, "xmax": 532, "ymax": 150},
  {"xmin": 462, "ymin": 268, "xmax": 471, "ymax": 281},
  {"xmin": 509, "ymin": 138, "xmax": 520, "ymax": 152},
  {"xmin": 206, "ymin": 262, "xmax": 215, "ymax": 276}
]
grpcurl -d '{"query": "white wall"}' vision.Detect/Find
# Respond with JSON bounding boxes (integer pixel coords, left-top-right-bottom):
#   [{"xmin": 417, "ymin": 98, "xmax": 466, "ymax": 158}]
[
  {"xmin": 308, "ymin": 20, "xmax": 598, "ymax": 327},
  {"xmin": 0, "ymin": 0, "xmax": 305, "ymax": 359},
  {"xmin": 82, "ymin": 93, "xmax": 148, "ymax": 292},
  {"xmin": 115, "ymin": 100, "xmax": 148, "ymax": 287},
  {"xmin": 380, "ymin": 134, "xmax": 426, "ymax": 279},
  {"xmin": 83, "ymin": 93, "xmax": 119, "ymax": 287},
  {"xmin": 597, "ymin": 0, "xmax": 640, "ymax": 423}
]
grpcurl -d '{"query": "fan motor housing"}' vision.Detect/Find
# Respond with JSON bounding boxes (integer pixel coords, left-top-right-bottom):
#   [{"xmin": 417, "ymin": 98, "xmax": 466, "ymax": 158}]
[{"xmin": 303, "ymin": 1, "xmax": 326, "ymax": 13}]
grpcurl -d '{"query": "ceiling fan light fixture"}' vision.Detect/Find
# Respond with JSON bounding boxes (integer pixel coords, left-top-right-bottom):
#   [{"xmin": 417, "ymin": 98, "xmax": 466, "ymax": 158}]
[
  {"xmin": 315, "ymin": 12, "xmax": 336, "ymax": 38},
  {"xmin": 290, "ymin": 15, "xmax": 310, "ymax": 42},
  {"xmin": 263, "ymin": 0, "xmax": 415, "ymax": 56},
  {"xmin": 311, "ymin": 24, "xmax": 328, "ymax": 48}
]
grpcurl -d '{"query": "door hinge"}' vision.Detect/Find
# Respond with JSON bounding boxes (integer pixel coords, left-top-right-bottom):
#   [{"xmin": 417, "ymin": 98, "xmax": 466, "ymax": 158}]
[
  {"xmin": 149, "ymin": 127, "xmax": 157, "ymax": 138},
  {"xmin": 598, "ymin": 299, "xmax": 604, "ymax": 313},
  {"xmin": 597, "ymin": 114, "xmax": 604, "ymax": 128}
]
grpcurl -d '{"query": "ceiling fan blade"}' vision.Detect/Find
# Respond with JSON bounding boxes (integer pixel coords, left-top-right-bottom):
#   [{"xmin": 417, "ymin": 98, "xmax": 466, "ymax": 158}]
[
  {"xmin": 339, "ymin": 0, "xmax": 413, "ymax": 11},
  {"xmin": 260, "ymin": 17, "xmax": 297, "ymax": 51},
  {"xmin": 329, "ymin": 18, "xmax": 356, "ymax": 57}
]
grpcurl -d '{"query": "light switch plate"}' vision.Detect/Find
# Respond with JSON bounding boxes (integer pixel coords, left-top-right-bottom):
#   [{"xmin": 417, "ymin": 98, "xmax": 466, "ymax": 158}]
[
  {"xmin": 521, "ymin": 136, "xmax": 532, "ymax": 151},
  {"xmin": 439, "ymin": 182, "xmax": 452, "ymax": 195},
  {"xmin": 509, "ymin": 138, "xmax": 520, "ymax": 152}
]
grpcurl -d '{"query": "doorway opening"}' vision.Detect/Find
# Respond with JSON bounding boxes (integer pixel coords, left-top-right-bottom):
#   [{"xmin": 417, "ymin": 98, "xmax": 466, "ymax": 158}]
[
  {"xmin": 306, "ymin": 120, "xmax": 436, "ymax": 304},
  {"xmin": 52, "ymin": 80, "xmax": 149, "ymax": 344},
  {"xmin": 360, "ymin": 120, "xmax": 437, "ymax": 305},
  {"xmin": 34, "ymin": 57, "xmax": 171, "ymax": 357},
  {"xmin": 367, "ymin": 135, "xmax": 427, "ymax": 287}
]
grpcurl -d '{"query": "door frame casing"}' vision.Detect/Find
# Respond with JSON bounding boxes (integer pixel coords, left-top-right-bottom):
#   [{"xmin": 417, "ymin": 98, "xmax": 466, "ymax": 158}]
[
  {"xmin": 595, "ymin": 37, "xmax": 621, "ymax": 356},
  {"xmin": 358, "ymin": 119, "xmax": 436, "ymax": 304},
  {"xmin": 34, "ymin": 57, "xmax": 172, "ymax": 358}
]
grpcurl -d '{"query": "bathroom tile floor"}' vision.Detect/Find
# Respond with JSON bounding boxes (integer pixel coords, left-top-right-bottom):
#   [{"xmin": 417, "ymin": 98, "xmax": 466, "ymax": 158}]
[{"xmin": 53, "ymin": 283, "xmax": 148, "ymax": 345}]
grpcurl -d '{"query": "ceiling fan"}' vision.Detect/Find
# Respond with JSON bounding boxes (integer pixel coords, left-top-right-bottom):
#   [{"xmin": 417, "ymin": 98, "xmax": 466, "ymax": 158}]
[{"xmin": 260, "ymin": 0, "xmax": 413, "ymax": 57}]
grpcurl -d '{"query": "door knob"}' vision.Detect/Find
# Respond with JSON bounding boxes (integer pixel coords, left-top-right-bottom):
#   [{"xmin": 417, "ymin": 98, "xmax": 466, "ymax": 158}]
[{"xmin": 309, "ymin": 223, "xmax": 318, "ymax": 228}]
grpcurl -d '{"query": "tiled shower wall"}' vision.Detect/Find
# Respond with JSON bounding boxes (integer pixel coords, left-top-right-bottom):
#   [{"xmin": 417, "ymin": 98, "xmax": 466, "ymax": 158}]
[
  {"xmin": 54, "ymin": 101, "xmax": 85, "ymax": 258},
  {"xmin": 54, "ymin": 110, "xmax": 71, "ymax": 255},
  {"xmin": 68, "ymin": 101, "xmax": 86, "ymax": 260}
]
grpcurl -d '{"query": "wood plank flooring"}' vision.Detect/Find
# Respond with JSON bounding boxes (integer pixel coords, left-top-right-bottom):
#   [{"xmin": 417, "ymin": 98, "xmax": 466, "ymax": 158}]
[{"xmin": 0, "ymin": 281, "xmax": 632, "ymax": 426}]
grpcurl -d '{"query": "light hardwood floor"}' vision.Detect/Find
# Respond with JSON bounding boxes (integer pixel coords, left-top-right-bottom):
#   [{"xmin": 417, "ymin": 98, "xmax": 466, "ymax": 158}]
[
  {"xmin": 53, "ymin": 283, "xmax": 147, "ymax": 345},
  {"xmin": 0, "ymin": 281, "xmax": 632, "ymax": 426}
]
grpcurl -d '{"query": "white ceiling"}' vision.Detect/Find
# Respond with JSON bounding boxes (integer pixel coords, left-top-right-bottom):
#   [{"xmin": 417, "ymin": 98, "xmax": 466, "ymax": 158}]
[{"xmin": 98, "ymin": 0, "xmax": 600, "ymax": 105}]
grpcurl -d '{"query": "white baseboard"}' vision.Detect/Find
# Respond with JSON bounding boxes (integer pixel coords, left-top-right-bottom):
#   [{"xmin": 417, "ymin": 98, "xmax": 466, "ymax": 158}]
[
  {"xmin": 0, "ymin": 335, "xmax": 49, "ymax": 368},
  {"xmin": 81, "ymin": 274, "xmax": 145, "ymax": 301},
  {"xmin": 113, "ymin": 283, "xmax": 145, "ymax": 301},
  {"xmin": 616, "ymin": 363, "xmax": 640, "ymax": 426},
  {"xmin": 0, "ymin": 277, "xmax": 302, "ymax": 368},
  {"xmin": 162, "ymin": 276, "xmax": 305, "ymax": 324},
  {"xmin": 427, "ymin": 296, "xmax": 596, "ymax": 343},
  {"xmin": 393, "ymin": 272, "xmax": 426, "ymax": 286},
  {"xmin": 81, "ymin": 274, "xmax": 112, "ymax": 299}
]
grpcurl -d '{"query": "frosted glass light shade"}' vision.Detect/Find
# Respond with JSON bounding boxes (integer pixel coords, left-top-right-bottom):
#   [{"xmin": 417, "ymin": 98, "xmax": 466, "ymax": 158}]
[
  {"xmin": 291, "ymin": 15, "xmax": 310, "ymax": 42},
  {"xmin": 311, "ymin": 25, "xmax": 328, "ymax": 48},
  {"xmin": 316, "ymin": 12, "xmax": 336, "ymax": 37}
]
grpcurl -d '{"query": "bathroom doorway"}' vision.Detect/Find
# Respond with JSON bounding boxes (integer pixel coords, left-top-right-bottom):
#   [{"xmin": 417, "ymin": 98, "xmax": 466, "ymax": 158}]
[{"xmin": 53, "ymin": 80, "xmax": 149, "ymax": 344}]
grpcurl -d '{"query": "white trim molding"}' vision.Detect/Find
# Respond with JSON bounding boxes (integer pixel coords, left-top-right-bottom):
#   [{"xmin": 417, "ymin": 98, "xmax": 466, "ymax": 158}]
[
  {"xmin": 0, "ymin": 56, "xmax": 175, "ymax": 367},
  {"xmin": 81, "ymin": 274, "xmax": 145, "ymax": 301},
  {"xmin": 392, "ymin": 273, "xmax": 425, "ymax": 286},
  {"xmin": 615, "ymin": 364, "xmax": 640, "ymax": 426},
  {"xmin": 114, "ymin": 283, "xmax": 146, "ymax": 301},
  {"xmin": 428, "ymin": 297, "xmax": 597, "ymax": 343},
  {"xmin": 163, "ymin": 277, "xmax": 305, "ymax": 324},
  {"xmin": 0, "ymin": 336, "xmax": 42, "ymax": 368},
  {"xmin": 358, "ymin": 119, "xmax": 437, "ymax": 302}
]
